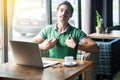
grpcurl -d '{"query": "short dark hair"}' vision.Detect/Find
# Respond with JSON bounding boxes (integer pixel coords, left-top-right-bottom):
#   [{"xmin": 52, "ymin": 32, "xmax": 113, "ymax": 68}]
[{"xmin": 57, "ymin": 1, "xmax": 74, "ymax": 15}]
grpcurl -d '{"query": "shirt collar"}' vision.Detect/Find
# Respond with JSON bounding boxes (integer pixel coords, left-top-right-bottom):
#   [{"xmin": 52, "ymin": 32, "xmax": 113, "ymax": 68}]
[{"xmin": 54, "ymin": 23, "xmax": 71, "ymax": 33}]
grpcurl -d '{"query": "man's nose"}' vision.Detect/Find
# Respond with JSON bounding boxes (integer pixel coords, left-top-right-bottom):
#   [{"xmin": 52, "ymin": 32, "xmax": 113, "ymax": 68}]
[{"xmin": 62, "ymin": 11, "xmax": 67, "ymax": 15}]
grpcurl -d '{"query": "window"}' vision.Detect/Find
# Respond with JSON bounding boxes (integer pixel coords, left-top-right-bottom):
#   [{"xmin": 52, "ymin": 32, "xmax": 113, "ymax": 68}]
[
  {"xmin": 12, "ymin": 0, "xmax": 48, "ymax": 41},
  {"xmin": 3, "ymin": 0, "xmax": 81, "ymax": 62},
  {"xmin": 0, "ymin": 0, "xmax": 9, "ymax": 63},
  {"xmin": 113, "ymin": 0, "xmax": 119, "ymax": 25},
  {"xmin": 0, "ymin": 0, "xmax": 3, "ymax": 63},
  {"xmin": 8, "ymin": 0, "xmax": 48, "ymax": 61}
]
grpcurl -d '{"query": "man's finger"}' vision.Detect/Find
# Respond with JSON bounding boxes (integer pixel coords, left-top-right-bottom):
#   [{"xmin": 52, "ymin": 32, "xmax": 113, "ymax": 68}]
[
  {"xmin": 51, "ymin": 39, "xmax": 57, "ymax": 42},
  {"xmin": 69, "ymin": 34, "xmax": 74, "ymax": 40},
  {"xmin": 48, "ymin": 39, "xmax": 52, "ymax": 42}
]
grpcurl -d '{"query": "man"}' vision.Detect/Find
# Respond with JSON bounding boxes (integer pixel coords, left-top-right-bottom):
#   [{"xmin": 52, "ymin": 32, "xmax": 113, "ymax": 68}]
[{"xmin": 32, "ymin": 1, "xmax": 99, "ymax": 60}]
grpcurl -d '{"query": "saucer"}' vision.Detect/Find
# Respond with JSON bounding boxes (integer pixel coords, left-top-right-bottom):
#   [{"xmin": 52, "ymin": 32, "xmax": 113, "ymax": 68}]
[{"xmin": 62, "ymin": 61, "xmax": 77, "ymax": 66}]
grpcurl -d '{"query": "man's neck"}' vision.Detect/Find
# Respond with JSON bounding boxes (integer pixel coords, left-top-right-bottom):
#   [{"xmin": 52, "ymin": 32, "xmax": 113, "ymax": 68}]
[{"xmin": 57, "ymin": 22, "xmax": 68, "ymax": 33}]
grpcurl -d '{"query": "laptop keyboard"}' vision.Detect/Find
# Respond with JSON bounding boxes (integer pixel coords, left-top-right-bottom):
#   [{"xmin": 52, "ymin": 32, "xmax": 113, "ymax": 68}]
[
  {"xmin": 42, "ymin": 59, "xmax": 59, "ymax": 67},
  {"xmin": 43, "ymin": 62, "xmax": 49, "ymax": 65}
]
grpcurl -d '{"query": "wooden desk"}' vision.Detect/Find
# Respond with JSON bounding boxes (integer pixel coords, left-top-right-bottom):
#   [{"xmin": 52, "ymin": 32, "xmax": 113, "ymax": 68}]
[
  {"xmin": 0, "ymin": 58, "xmax": 94, "ymax": 80},
  {"xmin": 88, "ymin": 33, "xmax": 120, "ymax": 39}
]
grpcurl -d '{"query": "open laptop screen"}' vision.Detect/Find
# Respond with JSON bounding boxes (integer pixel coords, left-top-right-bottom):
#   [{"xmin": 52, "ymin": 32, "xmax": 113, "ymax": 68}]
[{"xmin": 10, "ymin": 40, "xmax": 59, "ymax": 67}]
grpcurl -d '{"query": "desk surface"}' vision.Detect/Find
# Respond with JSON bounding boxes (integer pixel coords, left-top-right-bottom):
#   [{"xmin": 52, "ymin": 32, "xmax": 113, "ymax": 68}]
[
  {"xmin": 0, "ymin": 58, "xmax": 94, "ymax": 80},
  {"xmin": 88, "ymin": 33, "xmax": 120, "ymax": 39}
]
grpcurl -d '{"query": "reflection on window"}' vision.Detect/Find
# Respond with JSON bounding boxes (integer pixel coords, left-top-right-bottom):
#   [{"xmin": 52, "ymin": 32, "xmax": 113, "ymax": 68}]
[
  {"xmin": 12, "ymin": 0, "xmax": 47, "ymax": 41},
  {"xmin": 8, "ymin": 0, "xmax": 48, "ymax": 62}
]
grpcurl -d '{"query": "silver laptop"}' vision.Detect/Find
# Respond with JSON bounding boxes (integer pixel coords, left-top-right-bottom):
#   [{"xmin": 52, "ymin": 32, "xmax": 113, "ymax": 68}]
[{"xmin": 10, "ymin": 40, "xmax": 59, "ymax": 68}]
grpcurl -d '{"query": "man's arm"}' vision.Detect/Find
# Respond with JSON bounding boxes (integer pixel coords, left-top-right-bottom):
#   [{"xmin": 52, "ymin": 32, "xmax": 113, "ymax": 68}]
[
  {"xmin": 32, "ymin": 36, "xmax": 45, "ymax": 44},
  {"xmin": 32, "ymin": 36, "xmax": 57, "ymax": 50},
  {"xmin": 77, "ymin": 37, "xmax": 99, "ymax": 53},
  {"xmin": 66, "ymin": 36, "xmax": 99, "ymax": 54}
]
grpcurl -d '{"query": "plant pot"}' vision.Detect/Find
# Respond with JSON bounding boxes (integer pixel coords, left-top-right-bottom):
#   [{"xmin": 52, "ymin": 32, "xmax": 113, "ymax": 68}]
[{"xmin": 96, "ymin": 27, "xmax": 101, "ymax": 34}]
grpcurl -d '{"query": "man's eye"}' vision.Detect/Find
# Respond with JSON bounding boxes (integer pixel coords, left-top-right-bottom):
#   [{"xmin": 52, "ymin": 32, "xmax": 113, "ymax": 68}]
[
  {"xmin": 66, "ymin": 10, "xmax": 71, "ymax": 14},
  {"xmin": 60, "ymin": 9, "xmax": 63, "ymax": 12}
]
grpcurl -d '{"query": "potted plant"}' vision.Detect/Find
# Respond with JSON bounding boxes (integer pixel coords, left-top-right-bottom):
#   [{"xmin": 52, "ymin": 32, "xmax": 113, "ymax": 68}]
[{"xmin": 96, "ymin": 10, "xmax": 103, "ymax": 34}]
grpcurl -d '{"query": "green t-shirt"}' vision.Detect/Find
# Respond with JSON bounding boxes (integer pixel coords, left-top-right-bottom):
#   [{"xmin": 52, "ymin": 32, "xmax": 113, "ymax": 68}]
[{"xmin": 39, "ymin": 24, "xmax": 86, "ymax": 59}]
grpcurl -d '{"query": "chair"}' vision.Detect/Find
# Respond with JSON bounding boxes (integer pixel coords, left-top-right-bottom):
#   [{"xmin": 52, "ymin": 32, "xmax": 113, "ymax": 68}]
[
  {"xmin": 96, "ymin": 38, "xmax": 120, "ymax": 79},
  {"xmin": 77, "ymin": 51, "xmax": 99, "ymax": 80}
]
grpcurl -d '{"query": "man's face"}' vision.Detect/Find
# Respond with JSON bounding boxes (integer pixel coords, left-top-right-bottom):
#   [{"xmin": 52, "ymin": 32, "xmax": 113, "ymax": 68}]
[{"xmin": 56, "ymin": 5, "xmax": 72, "ymax": 23}]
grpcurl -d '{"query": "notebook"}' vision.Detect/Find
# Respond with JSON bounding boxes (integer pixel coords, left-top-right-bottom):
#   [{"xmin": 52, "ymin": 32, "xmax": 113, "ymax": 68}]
[{"xmin": 10, "ymin": 40, "xmax": 59, "ymax": 68}]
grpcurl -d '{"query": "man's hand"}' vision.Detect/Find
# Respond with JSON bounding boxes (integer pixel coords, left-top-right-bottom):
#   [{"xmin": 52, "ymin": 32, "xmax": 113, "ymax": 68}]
[
  {"xmin": 65, "ymin": 34, "xmax": 76, "ymax": 49},
  {"xmin": 39, "ymin": 39, "xmax": 57, "ymax": 50}
]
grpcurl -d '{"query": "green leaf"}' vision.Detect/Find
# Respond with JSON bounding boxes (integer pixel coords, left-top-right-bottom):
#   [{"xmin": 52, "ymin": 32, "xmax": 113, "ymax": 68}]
[{"xmin": 96, "ymin": 10, "xmax": 102, "ymax": 28}]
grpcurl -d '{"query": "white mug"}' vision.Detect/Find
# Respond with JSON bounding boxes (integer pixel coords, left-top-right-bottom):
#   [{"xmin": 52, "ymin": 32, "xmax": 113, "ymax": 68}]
[{"xmin": 64, "ymin": 56, "xmax": 73, "ymax": 64}]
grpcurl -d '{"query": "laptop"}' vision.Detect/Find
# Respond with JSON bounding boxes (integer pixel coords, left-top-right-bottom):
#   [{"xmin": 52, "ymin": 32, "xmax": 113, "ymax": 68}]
[{"xmin": 10, "ymin": 40, "xmax": 59, "ymax": 68}]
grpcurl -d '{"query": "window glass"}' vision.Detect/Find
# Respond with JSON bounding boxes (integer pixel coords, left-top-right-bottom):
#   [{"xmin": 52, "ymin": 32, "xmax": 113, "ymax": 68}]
[
  {"xmin": 52, "ymin": 0, "xmax": 78, "ymax": 28},
  {"xmin": 12, "ymin": 0, "xmax": 47, "ymax": 41},
  {"xmin": 8, "ymin": 0, "xmax": 48, "ymax": 61},
  {"xmin": 113, "ymin": 0, "xmax": 119, "ymax": 25},
  {"xmin": 0, "ymin": 19, "xmax": 1, "ymax": 63},
  {"xmin": 8, "ymin": 0, "xmax": 79, "ymax": 62},
  {"xmin": 0, "ymin": 0, "xmax": 4, "ymax": 63},
  {"xmin": 0, "ymin": 0, "xmax": 3, "ymax": 63}
]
